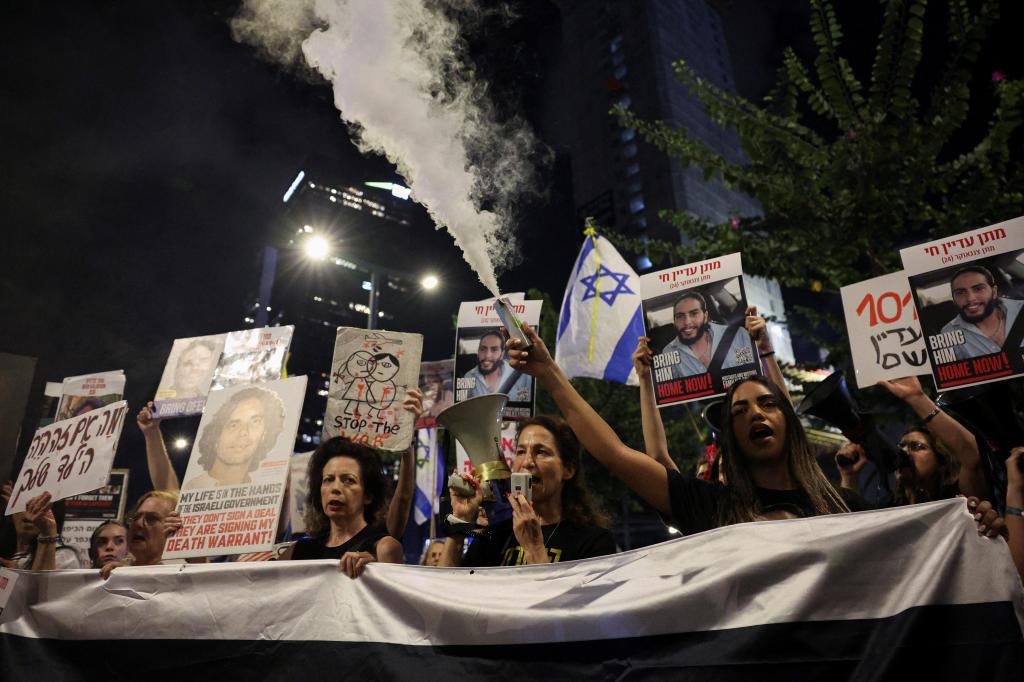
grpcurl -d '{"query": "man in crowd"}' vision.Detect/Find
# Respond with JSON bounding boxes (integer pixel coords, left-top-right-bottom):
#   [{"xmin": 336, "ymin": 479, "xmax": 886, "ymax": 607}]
[
  {"xmin": 464, "ymin": 331, "xmax": 531, "ymax": 401},
  {"xmin": 941, "ymin": 265, "xmax": 1023, "ymax": 360},
  {"xmin": 663, "ymin": 292, "xmax": 754, "ymax": 379}
]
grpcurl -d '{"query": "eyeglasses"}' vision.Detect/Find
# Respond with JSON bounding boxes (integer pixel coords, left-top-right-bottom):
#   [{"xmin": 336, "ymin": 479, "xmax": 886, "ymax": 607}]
[
  {"xmin": 896, "ymin": 440, "xmax": 930, "ymax": 452},
  {"xmin": 127, "ymin": 511, "xmax": 165, "ymax": 527}
]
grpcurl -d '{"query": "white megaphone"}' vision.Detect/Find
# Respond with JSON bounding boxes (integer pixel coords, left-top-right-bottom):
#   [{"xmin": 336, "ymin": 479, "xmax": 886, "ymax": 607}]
[{"xmin": 436, "ymin": 394, "xmax": 511, "ymax": 496}]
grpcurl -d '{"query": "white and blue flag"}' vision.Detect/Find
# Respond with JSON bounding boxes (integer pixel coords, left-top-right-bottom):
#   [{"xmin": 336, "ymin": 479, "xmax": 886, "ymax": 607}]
[
  {"xmin": 555, "ymin": 225, "xmax": 645, "ymax": 385},
  {"xmin": 413, "ymin": 427, "xmax": 443, "ymax": 526}
]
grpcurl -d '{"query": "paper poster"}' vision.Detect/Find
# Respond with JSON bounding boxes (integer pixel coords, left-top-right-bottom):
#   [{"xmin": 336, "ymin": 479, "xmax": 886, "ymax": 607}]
[
  {"xmin": 288, "ymin": 451, "xmax": 314, "ymax": 535},
  {"xmin": 323, "ymin": 328, "xmax": 423, "ymax": 451},
  {"xmin": 454, "ymin": 296, "xmax": 541, "ymax": 420},
  {"xmin": 840, "ymin": 271, "xmax": 930, "ymax": 387},
  {"xmin": 210, "ymin": 326, "xmax": 294, "ymax": 391},
  {"xmin": 61, "ymin": 519, "xmax": 104, "ymax": 569},
  {"xmin": 639, "ymin": 253, "xmax": 759, "ymax": 406},
  {"xmin": 164, "ymin": 376, "xmax": 306, "ymax": 558},
  {"xmin": 154, "ymin": 334, "xmax": 227, "ymax": 417},
  {"xmin": 63, "ymin": 469, "xmax": 130, "ymax": 520},
  {"xmin": 54, "ymin": 371, "xmax": 125, "ymax": 423},
  {"xmin": 416, "ymin": 359, "xmax": 454, "ymax": 428},
  {"xmin": 5, "ymin": 401, "xmax": 129, "ymax": 515},
  {"xmin": 455, "ymin": 420, "xmax": 517, "ymax": 474},
  {"xmin": 899, "ymin": 216, "xmax": 1024, "ymax": 391},
  {"xmin": 0, "ymin": 568, "xmax": 19, "ymax": 619}
]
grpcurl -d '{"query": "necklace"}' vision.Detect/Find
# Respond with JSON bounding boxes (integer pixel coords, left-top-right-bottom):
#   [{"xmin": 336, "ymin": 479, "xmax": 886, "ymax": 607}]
[{"xmin": 543, "ymin": 520, "xmax": 562, "ymax": 549}]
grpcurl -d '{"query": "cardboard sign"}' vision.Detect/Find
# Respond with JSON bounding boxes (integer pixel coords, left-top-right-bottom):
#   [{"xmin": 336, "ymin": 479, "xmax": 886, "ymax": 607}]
[
  {"xmin": 54, "ymin": 371, "xmax": 125, "ymax": 423},
  {"xmin": 6, "ymin": 401, "xmax": 129, "ymax": 515},
  {"xmin": 900, "ymin": 216, "xmax": 1024, "ymax": 391},
  {"xmin": 211, "ymin": 326, "xmax": 294, "ymax": 391},
  {"xmin": 416, "ymin": 359, "xmax": 454, "ymax": 429},
  {"xmin": 154, "ymin": 334, "xmax": 227, "ymax": 417},
  {"xmin": 323, "ymin": 328, "xmax": 423, "ymax": 451},
  {"xmin": 164, "ymin": 377, "xmax": 306, "ymax": 558},
  {"xmin": 639, "ymin": 253, "xmax": 759, "ymax": 406},
  {"xmin": 840, "ymin": 271, "xmax": 930, "ymax": 387},
  {"xmin": 454, "ymin": 296, "xmax": 540, "ymax": 420},
  {"xmin": 63, "ymin": 469, "xmax": 130, "ymax": 520}
]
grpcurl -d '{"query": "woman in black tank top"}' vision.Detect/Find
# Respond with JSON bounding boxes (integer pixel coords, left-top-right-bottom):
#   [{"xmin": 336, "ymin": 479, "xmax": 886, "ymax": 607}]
[{"xmin": 282, "ymin": 437, "xmax": 403, "ymax": 577}]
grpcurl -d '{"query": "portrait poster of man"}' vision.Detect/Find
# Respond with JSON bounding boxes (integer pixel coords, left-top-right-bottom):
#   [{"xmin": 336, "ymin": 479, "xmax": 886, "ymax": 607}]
[
  {"xmin": 453, "ymin": 296, "xmax": 541, "ymax": 420},
  {"xmin": 53, "ymin": 370, "xmax": 125, "ymax": 423},
  {"xmin": 153, "ymin": 334, "xmax": 227, "ymax": 417},
  {"xmin": 640, "ymin": 253, "xmax": 759, "ymax": 407},
  {"xmin": 416, "ymin": 359, "xmax": 454, "ymax": 428},
  {"xmin": 323, "ymin": 328, "xmax": 423, "ymax": 452},
  {"xmin": 164, "ymin": 376, "xmax": 306, "ymax": 559},
  {"xmin": 840, "ymin": 271, "xmax": 930, "ymax": 388},
  {"xmin": 900, "ymin": 216, "xmax": 1024, "ymax": 391},
  {"xmin": 210, "ymin": 326, "xmax": 294, "ymax": 391}
]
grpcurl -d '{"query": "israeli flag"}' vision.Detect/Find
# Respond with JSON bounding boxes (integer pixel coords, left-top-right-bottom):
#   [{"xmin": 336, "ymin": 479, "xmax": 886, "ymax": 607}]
[
  {"xmin": 413, "ymin": 427, "xmax": 442, "ymax": 526},
  {"xmin": 555, "ymin": 227, "xmax": 645, "ymax": 385}
]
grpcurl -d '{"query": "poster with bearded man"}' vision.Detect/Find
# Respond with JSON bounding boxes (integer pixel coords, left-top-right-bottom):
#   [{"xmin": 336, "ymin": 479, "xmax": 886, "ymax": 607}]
[
  {"xmin": 900, "ymin": 215, "xmax": 1024, "ymax": 392},
  {"xmin": 640, "ymin": 252, "xmax": 759, "ymax": 407}
]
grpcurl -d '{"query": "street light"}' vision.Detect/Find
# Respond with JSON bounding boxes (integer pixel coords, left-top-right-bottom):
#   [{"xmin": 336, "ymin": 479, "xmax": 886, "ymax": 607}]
[
  {"xmin": 420, "ymin": 274, "xmax": 439, "ymax": 290},
  {"xmin": 173, "ymin": 437, "xmax": 190, "ymax": 451},
  {"xmin": 304, "ymin": 235, "xmax": 330, "ymax": 261}
]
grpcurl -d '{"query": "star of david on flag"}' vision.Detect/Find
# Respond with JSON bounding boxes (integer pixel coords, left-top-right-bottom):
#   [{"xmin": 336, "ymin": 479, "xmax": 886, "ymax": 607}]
[
  {"xmin": 555, "ymin": 224, "xmax": 645, "ymax": 385},
  {"xmin": 413, "ymin": 427, "xmax": 443, "ymax": 526}
]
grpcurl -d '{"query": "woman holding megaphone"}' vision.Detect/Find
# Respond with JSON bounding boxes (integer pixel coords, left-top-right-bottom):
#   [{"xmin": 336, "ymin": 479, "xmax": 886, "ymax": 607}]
[{"xmin": 506, "ymin": 322, "xmax": 864, "ymax": 536}]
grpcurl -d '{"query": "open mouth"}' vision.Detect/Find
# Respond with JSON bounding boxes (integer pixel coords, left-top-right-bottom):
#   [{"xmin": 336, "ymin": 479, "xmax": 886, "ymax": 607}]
[
  {"xmin": 326, "ymin": 500, "xmax": 344, "ymax": 512},
  {"xmin": 130, "ymin": 533, "xmax": 147, "ymax": 544},
  {"xmin": 749, "ymin": 423, "xmax": 774, "ymax": 444}
]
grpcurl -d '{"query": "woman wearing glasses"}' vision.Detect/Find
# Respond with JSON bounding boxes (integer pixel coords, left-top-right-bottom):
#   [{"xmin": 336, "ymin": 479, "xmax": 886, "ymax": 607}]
[{"xmin": 100, "ymin": 490, "xmax": 182, "ymax": 579}]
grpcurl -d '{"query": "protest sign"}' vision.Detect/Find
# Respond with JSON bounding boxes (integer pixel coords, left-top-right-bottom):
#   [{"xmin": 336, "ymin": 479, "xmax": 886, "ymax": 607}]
[
  {"xmin": 54, "ymin": 370, "xmax": 125, "ymax": 423},
  {"xmin": 5, "ymin": 401, "xmax": 129, "ymax": 515},
  {"xmin": 0, "ymin": 568, "xmax": 18, "ymax": 620},
  {"xmin": 287, "ymin": 451, "xmax": 313, "ymax": 535},
  {"xmin": 323, "ymin": 328, "xmax": 423, "ymax": 451},
  {"xmin": 210, "ymin": 326, "xmax": 294, "ymax": 391},
  {"xmin": 900, "ymin": 216, "xmax": 1024, "ymax": 391},
  {"xmin": 416, "ymin": 359, "xmax": 454, "ymax": 428},
  {"xmin": 454, "ymin": 296, "xmax": 540, "ymax": 420},
  {"xmin": 164, "ymin": 376, "xmax": 306, "ymax": 558},
  {"xmin": 61, "ymin": 519, "xmax": 104, "ymax": 568},
  {"xmin": 639, "ymin": 253, "xmax": 759, "ymax": 406},
  {"xmin": 63, "ymin": 468, "xmax": 129, "ymax": 520},
  {"xmin": 154, "ymin": 334, "xmax": 227, "ymax": 417},
  {"xmin": 840, "ymin": 271, "xmax": 930, "ymax": 387}
]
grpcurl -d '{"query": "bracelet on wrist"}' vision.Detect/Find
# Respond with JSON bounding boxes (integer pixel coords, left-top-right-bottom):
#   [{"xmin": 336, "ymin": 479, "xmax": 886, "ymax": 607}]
[
  {"xmin": 759, "ymin": 350, "xmax": 775, "ymax": 358},
  {"xmin": 1006, "ymin": 506, "xmax": 1024, "ymax": 518},
  {"xmin": 36, "ymin": 535, "xmax": 60, "ymax": 545},
  {"xmin": 922, "ymin": 406, "xmax": 941, "ymax": 424}
]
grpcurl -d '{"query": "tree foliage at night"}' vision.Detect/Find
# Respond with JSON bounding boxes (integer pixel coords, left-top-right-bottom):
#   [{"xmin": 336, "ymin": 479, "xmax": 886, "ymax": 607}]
[{"xmin": 613, "ymin": 0, "xmax": 1023, "ymax": 353}]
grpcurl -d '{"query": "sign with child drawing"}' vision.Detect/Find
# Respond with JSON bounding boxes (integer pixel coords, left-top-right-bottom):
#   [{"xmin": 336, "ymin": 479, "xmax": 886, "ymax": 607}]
[{"xmin": 323, "ymin": 328, "xmax": 423, "ymax": 451}]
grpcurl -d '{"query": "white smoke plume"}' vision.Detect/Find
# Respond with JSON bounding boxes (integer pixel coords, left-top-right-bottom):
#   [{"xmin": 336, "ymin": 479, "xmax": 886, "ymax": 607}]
[{"xmin": 232, "ymin": 0, "xmax": 545, "ymax": 295}]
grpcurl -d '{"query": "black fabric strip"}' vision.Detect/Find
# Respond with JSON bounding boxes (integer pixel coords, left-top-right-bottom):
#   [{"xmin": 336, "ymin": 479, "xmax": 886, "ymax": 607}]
[{"xmin": 3, "ymin": 602, "xmax": 1021, "ymax": 681}]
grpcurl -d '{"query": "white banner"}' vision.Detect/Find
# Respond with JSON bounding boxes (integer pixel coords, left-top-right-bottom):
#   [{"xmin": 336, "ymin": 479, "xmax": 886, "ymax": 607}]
[
  {"xmin": 0, "ymin": 501, "xmax": 1021, "ymax": 678},
  {"xmin": 840, "ymin": 271, "xmax": 930, "ymax": 387},
  {"xmin": 5, "ymin": 401, "xmax": 128, "ymax": 515}
]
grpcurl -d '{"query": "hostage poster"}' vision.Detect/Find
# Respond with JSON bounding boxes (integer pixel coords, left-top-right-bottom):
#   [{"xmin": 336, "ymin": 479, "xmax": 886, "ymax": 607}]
[
  {"xmin": 840, "ymin": 271, "xmax": 930, "ymax": 388},
  {"xmin": 454, "ymin": 296, "xmax": 540, "ymax": 420},
  {"xmin": 164, "ymin": 376, "xmax": 306, "ymax": 559},
  {"xmin": 5, "ymin": 401, "xmax": 129, "ymax": 515},
  {"xmin": 899, "ymin": 216, "xmax": 1024, "ymax": 391},
  {"xmin": 153, "ymin": 334, "xmax": 227, "ymax": 417},
  {"xmin": 54, "ymin": 371, "xmax": 125, "ymax": 423},
  {"xmin": 639, "ymin": 253, "xmax": 759, "ymax": 406},
  {"xmin": 323, "ymin": 328, "xmax": 423, "ymax": 451},
  {"xmin": 210, "ymin": 326, "xmax": 294, "ymax": 390}
]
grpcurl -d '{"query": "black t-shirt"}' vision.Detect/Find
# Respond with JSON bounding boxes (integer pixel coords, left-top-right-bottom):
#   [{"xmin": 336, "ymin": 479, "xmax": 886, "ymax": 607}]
[
  {"xmin": 462, "ymin": 519, "xmax": 617, "ymax": 567},
  {"xmin": 666, "ymin": 469, "xmax": 869, "ymax": 536},
  {"xmin": 291, "ymin": 524, "xmax": 391, "ymax": 561}
]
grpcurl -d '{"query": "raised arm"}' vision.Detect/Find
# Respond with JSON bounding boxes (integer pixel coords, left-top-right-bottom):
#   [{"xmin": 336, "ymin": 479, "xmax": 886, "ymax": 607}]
[
  {"xmin": 137, "ymin": 401, "xmax": 180, "ymax": 492},
  {"xmin": 633, "ymin": 336, "xmax": 678, "ymax": 472},
  {"xmin": 745, "ymin": 306, "xmax": 789, "ymax": 403},
  {"xmin": 1005, "ymin": 448, "xmax": 1024, "ymax": 580},
  {"xmin": 386, "ymin": 389, "xmax": 423, "ymax": 539},
  {"xmin": 877, "ymin": 376, "xmax": 986, "ymax": 499},
  {"xmin": 508, "ymin": 323, "xmax": 671, "ymax": 516},
  {"xmin": 24, "ymin": 493, "xmax": 58, "ymax": 571}
]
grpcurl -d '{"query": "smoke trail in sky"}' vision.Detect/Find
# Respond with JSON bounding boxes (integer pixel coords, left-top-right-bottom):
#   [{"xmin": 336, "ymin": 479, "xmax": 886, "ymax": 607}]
[{"xmin": 232, "ymin": 0, "xmax": 544, "ymax": 295}]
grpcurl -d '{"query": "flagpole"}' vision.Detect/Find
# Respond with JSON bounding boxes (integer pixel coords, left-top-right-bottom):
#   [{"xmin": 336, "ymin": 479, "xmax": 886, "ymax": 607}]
[
  {"xmin": 428, "ymin": 428, "xmax": 437, "ymax": 539},
  {"xmin": 584, "ymin": 217, "xmax": 601, "ymax": 364}
]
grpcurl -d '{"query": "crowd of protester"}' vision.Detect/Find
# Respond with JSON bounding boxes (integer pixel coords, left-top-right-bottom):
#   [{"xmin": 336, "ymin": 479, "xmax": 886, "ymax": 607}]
[{"xmin": 2, "ymin": 310, "xmax": 1022, "ymax": 587}]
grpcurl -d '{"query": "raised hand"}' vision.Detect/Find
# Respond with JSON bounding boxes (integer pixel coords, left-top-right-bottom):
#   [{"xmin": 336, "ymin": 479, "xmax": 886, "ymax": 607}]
[
  {"xmin": 402, "ymin": 387, "xmax": 424, "ymax": 417},
  {"xmin": 744, "ymin": 306, "xmax": 772, "ymax": 354},
  {"xmin": 967, "ymin": 496, "xmax": 1007, "ymax": 540},
  {"xmin": 632, "ymin": 336, "xmax": 653, "ymax": 380},
  {"xmin": 24, "ymin": 492, "xmax": 57, "ymax": 535},
  {"xmin": 136, "ymin": 401, "xmax": 161, "ymax": 434},
  {"xmin": 506, "ymin": 323, "xmax": 554, "ymax": 378},
  {"xmin": 448, "ymin": 469, "xmax": 484, "ymax": 523},
  {"xmin": 163, "ymin": 510, "xmax": 182, "ymax": 537},
  {"xmin": 877, "ymin": 376, "xmax": 925, "ymax": 402}
]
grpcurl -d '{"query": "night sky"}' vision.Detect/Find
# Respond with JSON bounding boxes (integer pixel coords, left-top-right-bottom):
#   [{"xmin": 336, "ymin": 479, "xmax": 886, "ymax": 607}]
[{"xmin": 2, "ymin": 1, "xmax": 1021, "ymax": 478}]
